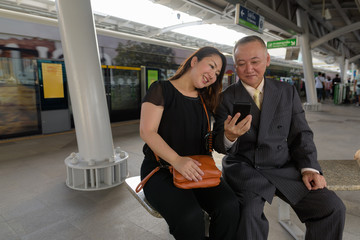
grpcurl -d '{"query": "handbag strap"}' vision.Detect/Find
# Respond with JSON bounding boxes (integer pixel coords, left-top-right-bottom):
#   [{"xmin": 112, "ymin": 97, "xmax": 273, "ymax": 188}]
[
  {"xmin": 135, "ymin": 166, "xmax": 160, "ymax": 193},
  {"xmin": 199, "ymin": 94, "xmax": 212, "ymax": 153},
  {"xmin": 136, "ymin": 93, "xmax": 212, "ymax": 193}
]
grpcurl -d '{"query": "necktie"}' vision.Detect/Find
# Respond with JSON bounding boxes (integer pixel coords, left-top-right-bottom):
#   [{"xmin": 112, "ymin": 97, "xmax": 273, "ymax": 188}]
[{"xmin": 253, "ymin": 89, "xmax": 261, "ymax": 110}]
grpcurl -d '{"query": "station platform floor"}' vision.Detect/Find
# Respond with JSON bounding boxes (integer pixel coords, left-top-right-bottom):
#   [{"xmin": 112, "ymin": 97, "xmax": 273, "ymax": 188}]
[{"xmin": 0, "ymin": 99, "xmax": 359, "ymax": 240}]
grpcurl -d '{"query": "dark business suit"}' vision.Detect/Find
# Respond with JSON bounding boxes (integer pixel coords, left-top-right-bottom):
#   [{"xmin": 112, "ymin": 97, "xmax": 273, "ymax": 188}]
[{"xmin": 213, "ymin": 78, "xmax": 345, "ymax": 240}]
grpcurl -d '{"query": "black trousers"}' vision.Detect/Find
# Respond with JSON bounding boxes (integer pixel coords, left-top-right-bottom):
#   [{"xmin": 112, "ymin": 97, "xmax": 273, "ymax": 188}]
[
  {"xmin": 142, "ymin": 168, "xmax": 240, "ymax": 240},
  {"xmin": 235, "ymin": 188, "xmax": 346, "ymax": 240}
]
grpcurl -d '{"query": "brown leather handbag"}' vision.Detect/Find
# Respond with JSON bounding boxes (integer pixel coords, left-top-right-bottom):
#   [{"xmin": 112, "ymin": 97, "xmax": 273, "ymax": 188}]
[
  {"xmin": 170, "ymin": 154, "xmax": 221, "ymax": 189},
  {"xmin": 136, "ymin": 95, "xmax": 221, "ymax": 193}
]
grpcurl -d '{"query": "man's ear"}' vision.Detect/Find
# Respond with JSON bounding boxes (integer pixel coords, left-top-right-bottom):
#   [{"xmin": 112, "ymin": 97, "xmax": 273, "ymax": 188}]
[
  {"xmin": 266, "ymin": 53, "xmax": 271, "ymax": 67},
  {"xmin": 191, "ymin": 56, "xmax": 198, "ymax": 67}
]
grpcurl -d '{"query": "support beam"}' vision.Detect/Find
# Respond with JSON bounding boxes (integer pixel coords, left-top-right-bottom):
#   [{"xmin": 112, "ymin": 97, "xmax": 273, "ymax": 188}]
[
  {"xmin": 146, "ymin": 20, "xmax": 203, "ymax": 37},
  {"xmin": 245, "ymin": 0, "xmax": 303, "ymax": 34},
  {"xmin": 311, "ymin": 22, "xmax": 360, "ymax": 49},
  {"xmin": 331, "ymin": 0, "xmax": 360, "ymax": 42},
  {"xmin": 296, "ymin": 8, "xmax": 320, "ymax": 111},
  {"xmin": 56, "ymin": 0, "xmax": 128, "ymax": 190},
  {"xmin": 349, "ymin": 54, "xmax": 360, "ymax": 63}
]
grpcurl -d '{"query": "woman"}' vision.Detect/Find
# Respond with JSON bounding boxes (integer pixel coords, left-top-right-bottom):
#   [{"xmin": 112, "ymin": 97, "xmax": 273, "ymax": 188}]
[{"xmin": 139, "ymin": 47, "xmax": 239, "ymax": 240}]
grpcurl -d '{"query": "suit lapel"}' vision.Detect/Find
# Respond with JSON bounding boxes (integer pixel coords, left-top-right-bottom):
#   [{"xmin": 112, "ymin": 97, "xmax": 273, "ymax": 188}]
[{"xmin": 258, "ymin": 79, "xmax": 282, "ymax": 142}]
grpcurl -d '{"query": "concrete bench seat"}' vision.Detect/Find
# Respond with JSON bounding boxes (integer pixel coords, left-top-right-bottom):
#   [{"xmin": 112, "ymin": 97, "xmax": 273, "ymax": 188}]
[
  {"xmin": 125, "ymin": 160, "xmax": 359, "ymax": 240},
  {"xmin": 125, "ymin": 176, "xmax": 162, "ymax": 218},
  {"xmin": 319, "ymin": 160, "xmax": 360, "ymax": 191}
]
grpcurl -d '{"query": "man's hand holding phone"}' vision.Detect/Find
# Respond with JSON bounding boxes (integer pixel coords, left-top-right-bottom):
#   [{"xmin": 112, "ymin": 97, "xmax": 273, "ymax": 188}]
[
  {"xmin": 224, "ymin": 102, "xmax": 252, "ymax": 141},
  {"xmin": 233, "ymin": 102, "xmax": 251, "ymax": 124}
]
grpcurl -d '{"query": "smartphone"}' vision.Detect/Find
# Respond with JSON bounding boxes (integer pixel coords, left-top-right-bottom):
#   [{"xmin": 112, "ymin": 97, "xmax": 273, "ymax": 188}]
[{"xmin": 233, "ymin": 102, "xmax": 251, "ymax": 124}]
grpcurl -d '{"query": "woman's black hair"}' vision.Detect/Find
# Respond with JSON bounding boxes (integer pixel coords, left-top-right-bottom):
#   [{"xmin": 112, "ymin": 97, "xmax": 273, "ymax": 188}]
[{"xmin": 169, "ymin": 46, "xmax": 226, "ymax": 112}]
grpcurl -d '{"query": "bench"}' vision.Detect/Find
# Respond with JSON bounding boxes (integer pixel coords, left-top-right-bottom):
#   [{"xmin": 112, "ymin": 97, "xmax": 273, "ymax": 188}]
[
  {"xmin": 125, "ymin": 175, "xmax": 303, "ymax": 239},
  {"xmin": 125, "ymin": 176, "xmax": 162, "ymax": 218},
  {"xmin": 126, "ymin": 160, "xmax": 359, "ymax": 240},
  {"xmin": 125, "ymin": 176, "xmax": 210, "ymax": 239}
]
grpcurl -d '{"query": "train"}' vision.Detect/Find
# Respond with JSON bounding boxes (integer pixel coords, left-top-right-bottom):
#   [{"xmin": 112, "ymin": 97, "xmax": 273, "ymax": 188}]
[{"xmin": 0, "ymin": 13, "xmax": 320, "ymax": 140}]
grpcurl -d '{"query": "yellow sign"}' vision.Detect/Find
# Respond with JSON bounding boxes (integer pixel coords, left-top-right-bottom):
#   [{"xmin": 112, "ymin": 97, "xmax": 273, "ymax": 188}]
[{"xmin": 42, "ymin": 63, "xmax": 64, "ymax": 99}]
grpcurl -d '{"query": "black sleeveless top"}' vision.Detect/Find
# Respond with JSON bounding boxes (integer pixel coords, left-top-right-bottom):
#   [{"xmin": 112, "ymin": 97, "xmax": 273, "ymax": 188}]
[{"xmin": 141, "ymin": 80, "xmax": 209, "ymax": 174}]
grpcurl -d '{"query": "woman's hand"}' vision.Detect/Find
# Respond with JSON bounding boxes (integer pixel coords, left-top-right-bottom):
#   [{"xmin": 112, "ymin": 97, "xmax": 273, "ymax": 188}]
[
  {"xmin": 224, "ymin": 113, "xmax": 252, "ymax": 141},
  {"xmin": 172, "ymin": 156, "xmax": 204, "ymax": 182}
]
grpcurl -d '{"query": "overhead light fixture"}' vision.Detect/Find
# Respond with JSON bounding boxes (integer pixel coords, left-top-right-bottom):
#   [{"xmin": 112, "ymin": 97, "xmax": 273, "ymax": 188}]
[
  {"xmin": 322, "ymin": 0, "xmax": 332, "ymax": 20},
  {"xmin": 324, "ymin": 8, "xmax": 332, "ymax": 20}
]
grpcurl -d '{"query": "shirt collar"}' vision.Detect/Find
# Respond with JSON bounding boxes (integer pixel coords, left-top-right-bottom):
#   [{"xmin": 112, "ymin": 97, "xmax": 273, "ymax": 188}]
[{"xmin": 240, "ymin": 78, "xmax": 265, "ymax": 97}]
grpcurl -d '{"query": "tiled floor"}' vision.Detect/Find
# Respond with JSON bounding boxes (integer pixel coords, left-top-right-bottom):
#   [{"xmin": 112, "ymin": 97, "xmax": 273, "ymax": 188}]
[{"xmin": 0, "ymin": 99, "xmax": 359, "ymax": 240}]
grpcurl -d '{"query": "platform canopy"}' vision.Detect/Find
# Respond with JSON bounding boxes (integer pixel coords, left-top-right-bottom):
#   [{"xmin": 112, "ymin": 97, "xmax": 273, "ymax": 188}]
[{"xmin": 1, "ymin": 0, "xmax": 360, "ymax": 69}]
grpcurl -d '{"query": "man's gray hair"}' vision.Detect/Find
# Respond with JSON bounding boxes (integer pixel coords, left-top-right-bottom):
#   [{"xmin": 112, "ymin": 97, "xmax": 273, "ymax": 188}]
[{"xmin": 233, "ymin": 35, "xmax": 267, "ymax": 62}]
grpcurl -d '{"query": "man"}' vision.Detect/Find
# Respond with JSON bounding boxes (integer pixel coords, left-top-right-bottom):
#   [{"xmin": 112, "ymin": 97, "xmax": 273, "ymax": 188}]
[
  {"xmin": 315, "ymin": 72, "xmax": 324, "ymax": 102},
  {"xmin": 332, "ymin": 73, "xmax": 341, "ymax": 99},
  {"xmin": 213, "ymin": 35, "xmax": 345, "ymax": 240}
]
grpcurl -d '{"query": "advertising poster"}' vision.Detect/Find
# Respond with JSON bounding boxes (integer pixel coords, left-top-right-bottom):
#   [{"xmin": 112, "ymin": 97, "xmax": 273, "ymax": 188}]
[
  {"xmin": 147, "ymin": 69, "xmax": 159, "ymax": 89},
  {"xmin": 42, "ymin": 63, "xmax": 64, "ymax": 99}
]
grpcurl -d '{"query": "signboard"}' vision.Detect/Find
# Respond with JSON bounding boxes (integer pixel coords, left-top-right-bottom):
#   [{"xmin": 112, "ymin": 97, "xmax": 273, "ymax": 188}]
[
  {"xmin": 140, "ymin": 66, "xmax": 161, "ymax": 100},
  {"xmin": 37, "ymin": 60, "xmax": 68, "ymax": 111},
  {"xmin": 285, "ymin": 47, "xmax": 300, "ymax": 60},
  {"xmin": 42, "ymin": 63, "xmax": 64, "ymax": 99},
  {"xmin": 147, "ymin": 69, "xmax": 159, "ymax": 89},
  {"xmin": 235, "ymin": 4, "xmax": 264, "ymax": 33},
  {"xmin": 267, "ymin": 38, "xmax": 297, "ymax": 49}
]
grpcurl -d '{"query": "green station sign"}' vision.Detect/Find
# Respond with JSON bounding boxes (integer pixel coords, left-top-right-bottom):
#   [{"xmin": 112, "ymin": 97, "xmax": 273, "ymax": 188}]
[
  {"xmin": 267, "ymin": 38, "xmax": 297, "ymax": 49},
  {"xmin": 235, "ymin": 4, "xmax": 264, "ymax": 33}
]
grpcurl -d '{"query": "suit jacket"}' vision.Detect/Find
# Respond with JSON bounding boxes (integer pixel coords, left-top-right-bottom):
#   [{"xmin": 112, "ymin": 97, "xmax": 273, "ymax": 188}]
[{"xmin": 213, "ymin": 78, "xmax": 322, "ymax": 205}]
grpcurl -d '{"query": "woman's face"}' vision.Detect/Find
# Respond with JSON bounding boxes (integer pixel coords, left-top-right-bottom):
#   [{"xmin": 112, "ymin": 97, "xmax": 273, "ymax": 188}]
[{"xmin": 190, "ymin": 54, "xmax": 223, "ymax": 89}]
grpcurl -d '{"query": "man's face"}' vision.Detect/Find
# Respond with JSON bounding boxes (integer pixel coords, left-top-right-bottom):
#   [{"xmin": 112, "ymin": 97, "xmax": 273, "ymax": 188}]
[{"xmin": 234, "ymin": 41, "xmax": 270, "ymax": 88}]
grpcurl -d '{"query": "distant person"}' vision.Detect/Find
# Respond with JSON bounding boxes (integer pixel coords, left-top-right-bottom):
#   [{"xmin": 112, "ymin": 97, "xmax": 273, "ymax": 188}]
[
  {"xmin": 354, "ymin": 75, "xmax": 360, "ymax": 106},
  {"xmin": 139, "ymin": 46, "xmax": 239, "ymax": 240},
  {"xmin": 332, "ymin": 74, "xmax": 341, "ymax": 99},
  {"xmin": 213, "ymin": 35, "xmax": 346, "ymax": 240},
  {"xmin": 324, "ymin": 75, "xmax": 333, "ymax": 99},
  {"xmin": 315, "ymin": 72, "xmax": 325, "ymax": 102},
  {"xmin": 321, "ymin": 73, "xmax": 327, "ymax": 100}
]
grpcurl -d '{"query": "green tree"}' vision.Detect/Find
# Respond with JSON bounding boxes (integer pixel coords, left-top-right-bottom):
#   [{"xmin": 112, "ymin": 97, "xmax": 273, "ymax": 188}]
[{"xmin": 114, "ymin": 40, "xmax": 177, "ymax": 69}]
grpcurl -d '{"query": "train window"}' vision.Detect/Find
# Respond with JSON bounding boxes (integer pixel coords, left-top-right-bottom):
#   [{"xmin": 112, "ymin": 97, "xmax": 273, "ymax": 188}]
[{"xmin": 0, "ymin": 58, "xmax": 41, "ymax": 138}]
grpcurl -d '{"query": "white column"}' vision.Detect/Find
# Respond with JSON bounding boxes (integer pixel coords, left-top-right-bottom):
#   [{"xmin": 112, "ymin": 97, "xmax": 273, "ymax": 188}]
[
  {"xmin": 343, "ymin": 58, "xmax": 349, "ymax": 83},
  {"xmin": 339, "ymin": 44, "xmax": 345, "ymax": 83},
  {"xmin": 351, "ymin": 63, "xmax": 355, "ymax": 82},
  {"xmin": 56, "ymin": 0, "xmax": 128, "ymax": 190},
  {"xmin": 56, "ymin": 0, "xmax": 114, "ymax": 163},
  {"xmin": 296, "ymin": 8, "xmax": 320, "ymax": 110},
  {"xmin": 6, "ymin": 43, "xmax": 21, "ymax": 84},
  {"xmin": 36, "ymin": 46, "xmax": 49, "ymax": 58}
]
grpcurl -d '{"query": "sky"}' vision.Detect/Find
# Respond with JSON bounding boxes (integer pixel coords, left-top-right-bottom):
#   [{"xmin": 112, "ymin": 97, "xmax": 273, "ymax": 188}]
[{"xmin": 89, "ymin": 0, "xmax": 339, "ymax": 72}]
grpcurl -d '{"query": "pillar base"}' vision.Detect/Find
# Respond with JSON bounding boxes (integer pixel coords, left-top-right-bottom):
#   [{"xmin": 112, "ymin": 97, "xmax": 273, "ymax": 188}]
[
  {"xmin": 64, "ymin": 148, "xmax": 128, "ymax": 191},
  {"xmin": 303, "ymin": 102, "xmax": 322, "ymax": 111}
]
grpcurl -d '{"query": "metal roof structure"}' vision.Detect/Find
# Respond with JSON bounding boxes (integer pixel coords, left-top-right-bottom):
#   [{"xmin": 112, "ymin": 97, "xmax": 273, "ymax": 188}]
[
  {"xmin": 151, "ymin": 0, "xmax": 360, "ymax": 67},
  {"xmin": 0, "ymin": 0, "xmax": 359, "ymax": 68}
]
